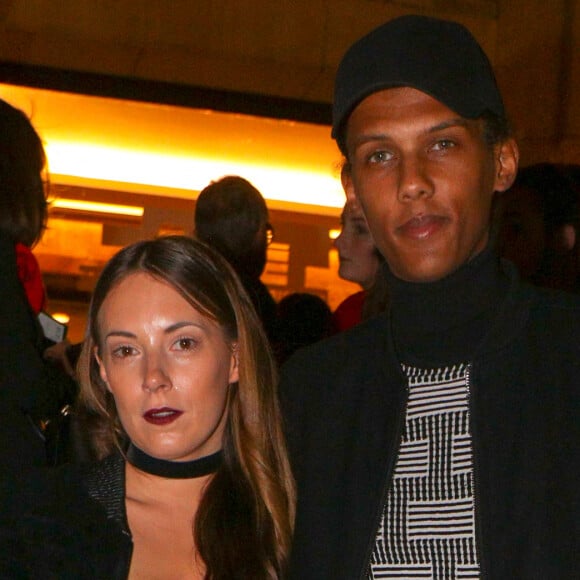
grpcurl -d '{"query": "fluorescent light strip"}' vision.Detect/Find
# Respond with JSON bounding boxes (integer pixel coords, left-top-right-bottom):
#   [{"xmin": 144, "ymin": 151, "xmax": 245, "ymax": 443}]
[
  {"xmin": 45, "ymin": 142, "xmax": 345, "ymax": 209},
  {"xmin": 50, "ymin": 198, "xmax": 144, "ymax": 217}
]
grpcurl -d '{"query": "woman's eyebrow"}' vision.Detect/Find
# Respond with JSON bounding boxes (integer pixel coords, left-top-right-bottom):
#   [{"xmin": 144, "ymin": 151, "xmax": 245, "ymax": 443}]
[
  {"xmin": 104, "ymin": 330, "xmax": 136, "ymax": 340},
  {"xmin": 164, "ymin": 321, "xmax": 206, "ymax": 334}
]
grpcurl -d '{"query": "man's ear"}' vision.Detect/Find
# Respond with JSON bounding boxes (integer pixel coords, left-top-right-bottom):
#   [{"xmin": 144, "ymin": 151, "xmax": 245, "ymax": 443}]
[
  {"xmin": 494, "ymin": 138, "xmax": 519, "ymax": 193},
  {"xmin": 341, "ymin": 163, "xmax": 358, "ymax": 206}
]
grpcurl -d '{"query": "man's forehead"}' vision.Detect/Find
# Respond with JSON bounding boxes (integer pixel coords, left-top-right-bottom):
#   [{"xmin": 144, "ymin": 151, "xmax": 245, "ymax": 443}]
[
  {"xmin": 353, "ymin": 86, "xmax": 458, "ymax": 115},
  {"xmin": 345, "ymin": 87, "xmax": 482, "ymax": 140}
]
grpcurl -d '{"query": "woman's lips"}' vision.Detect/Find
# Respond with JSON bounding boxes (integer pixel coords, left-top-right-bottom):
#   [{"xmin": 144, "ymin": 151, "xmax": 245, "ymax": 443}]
[
  {"xmin": 398, "ymin": 214, "xmax": 447, "ymax": 240},
  {"xmin": 143, "ymin": 407, "xmax": 183, "ymax": 426}
]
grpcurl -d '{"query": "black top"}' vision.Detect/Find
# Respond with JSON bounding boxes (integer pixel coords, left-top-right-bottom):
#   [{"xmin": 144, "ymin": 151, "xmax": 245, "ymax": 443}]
[
  {"xmin": 386, "ymin": 246, "xmax": 509, "ymax": 366},
  {"xmin": 236, "ymin": 269, "xmax": 280, "ymax": 344},
  {"xmin": 0, "ymin": 455, "xmax": 132, "ymax": 578},
  {"xmin": 279, "ymin": 256, "xmax": 580, "ymax": 579}
]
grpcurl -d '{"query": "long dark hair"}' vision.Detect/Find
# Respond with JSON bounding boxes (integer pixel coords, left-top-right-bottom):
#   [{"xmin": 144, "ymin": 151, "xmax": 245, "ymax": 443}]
[
  {"xmin": 78, "ymin": 236, "xmax": 295, "ymax": 578},
  {"xmin": 0, "ymin": 99, "xmax": 48, "ymax": 247}
]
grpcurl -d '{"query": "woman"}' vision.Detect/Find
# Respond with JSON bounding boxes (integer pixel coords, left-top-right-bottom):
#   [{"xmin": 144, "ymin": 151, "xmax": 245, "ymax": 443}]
[
  {"xmin": 332, "ymin": 201, "xmax": 388, "ymax": 332},
  {"xmin": 0, "ymin": 236, "xmax": 295, "ymax": 578}
]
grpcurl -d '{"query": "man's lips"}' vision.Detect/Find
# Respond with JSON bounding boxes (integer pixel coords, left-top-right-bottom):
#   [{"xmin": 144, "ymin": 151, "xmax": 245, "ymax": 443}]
[
  {"xmin": 397, "ymin": 214, "xmax": 448, "ymax": 240},
  {"xmin": 143, "ymin": 407, "xmax": 183, "ymax": 426}
]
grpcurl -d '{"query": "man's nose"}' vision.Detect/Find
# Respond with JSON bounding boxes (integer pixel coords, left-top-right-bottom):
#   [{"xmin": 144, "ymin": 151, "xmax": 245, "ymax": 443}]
[{"xmin": 397, "ymin": 155, "xmax": 434, "ymax": 202}]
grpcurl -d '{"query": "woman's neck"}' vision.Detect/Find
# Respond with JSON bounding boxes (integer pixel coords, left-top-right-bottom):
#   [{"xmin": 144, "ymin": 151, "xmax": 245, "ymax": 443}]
[
  {"xmin": 125, "ymin": 461, "xmax": 208, "ymax": 580},
  {"xmin": 125, "ymin": 460, "xmax": 211, "ymax": 507}
]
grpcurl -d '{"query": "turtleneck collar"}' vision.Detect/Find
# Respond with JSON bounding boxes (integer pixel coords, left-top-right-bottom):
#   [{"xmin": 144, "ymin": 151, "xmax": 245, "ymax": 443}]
[{"xmin": 386, "ymin": 245, "xmax": 509, "ymax": 367}]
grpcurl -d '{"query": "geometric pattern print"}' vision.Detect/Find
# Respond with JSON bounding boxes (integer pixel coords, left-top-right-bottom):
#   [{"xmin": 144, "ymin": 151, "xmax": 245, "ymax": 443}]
[{"xmin": 368, "ymin": 364, "xmax": 480, "ymax": 579}]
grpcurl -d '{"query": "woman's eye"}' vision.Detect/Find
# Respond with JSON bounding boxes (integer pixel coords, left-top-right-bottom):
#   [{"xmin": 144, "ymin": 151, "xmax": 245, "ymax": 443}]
[
  {"xmin": 112, "ymin": 345, "xmax": 136, "ymax": 358},
  {"xmin": 174, "ymin": 337, "xmax": 198, "ymax": 351}
]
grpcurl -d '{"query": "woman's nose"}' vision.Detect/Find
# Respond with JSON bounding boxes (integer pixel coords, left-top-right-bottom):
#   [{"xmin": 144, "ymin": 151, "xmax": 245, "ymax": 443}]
[{"xmin": 142, "ymin": 358, "xmax": 172, "ymax": 393}]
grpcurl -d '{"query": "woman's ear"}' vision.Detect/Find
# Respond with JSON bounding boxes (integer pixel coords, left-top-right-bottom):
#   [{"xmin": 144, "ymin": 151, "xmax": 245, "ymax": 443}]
[
  {"xmin": 494, "ymin": 138, "xmax": 519, "ymax": 193},
  {"xmin": 229, "ymin": 343, "xmax": 240, "ymax": 384},
  {"xmin": 94, "ymin": 346, "xmax": 111, "ymax": 391}
]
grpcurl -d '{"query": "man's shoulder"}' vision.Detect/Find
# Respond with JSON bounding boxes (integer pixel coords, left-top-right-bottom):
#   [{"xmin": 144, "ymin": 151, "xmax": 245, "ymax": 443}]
[
  {"xmin": 282, "ymin": 312, "xmax": 388, "ymax": 373},
  {"xmin": 523, "ymin": 284, "xmax": 580, "ymax": 325},
  {"xmin": 278, "ymin": 313, "xmax": 391, "ymax": 408},
  {"xmin": 494, "ymin": 282, "xmax": 580, "ymax": 365}
]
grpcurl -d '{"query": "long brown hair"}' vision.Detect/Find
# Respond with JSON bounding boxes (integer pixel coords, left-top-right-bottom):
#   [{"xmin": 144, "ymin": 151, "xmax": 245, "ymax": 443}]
[{"xmin": 78, "ymin": 235, "xmax": 295, "ymax": 578}]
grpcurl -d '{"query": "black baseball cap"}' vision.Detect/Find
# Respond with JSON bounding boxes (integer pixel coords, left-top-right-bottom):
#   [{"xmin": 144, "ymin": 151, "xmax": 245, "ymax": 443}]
[{"xmin": 332, "ymin": 15, "xmax": 505, "ymax": 142}]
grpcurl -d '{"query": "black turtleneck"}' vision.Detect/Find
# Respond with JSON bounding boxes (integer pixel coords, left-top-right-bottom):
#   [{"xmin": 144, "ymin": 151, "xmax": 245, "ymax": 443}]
[{"xmin": 387, "ymin": 246, "xmax": 509, "ymax": 367}]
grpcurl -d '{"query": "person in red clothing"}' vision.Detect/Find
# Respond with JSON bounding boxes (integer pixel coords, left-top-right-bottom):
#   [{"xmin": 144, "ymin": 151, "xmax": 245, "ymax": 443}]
[
  {"xmin": 0, "ymin": 98, "xmax": 77, "ymax": 471},
  {"xmin": 332, "ymin": 200, "xmax": 388, "ymax": 331},
  {"xmin": 15, "ymin": 240, "xmax": 46, "ymax": 314}
]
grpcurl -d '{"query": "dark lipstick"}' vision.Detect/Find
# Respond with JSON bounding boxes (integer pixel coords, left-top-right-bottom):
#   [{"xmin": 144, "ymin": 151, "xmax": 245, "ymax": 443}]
[{"xmin": 143, "ymin": 407, "xmax": 183, "ymax": 426}]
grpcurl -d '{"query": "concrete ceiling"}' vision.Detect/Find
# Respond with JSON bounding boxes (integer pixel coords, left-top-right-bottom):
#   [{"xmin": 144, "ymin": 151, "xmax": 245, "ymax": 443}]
[
  {"xmin": 0, "ymin": 1, "xmax": 500, "ymax": 105},
  {"xmin": 1, "ymin": 1, "xmax": 579, "ymax": 170}
]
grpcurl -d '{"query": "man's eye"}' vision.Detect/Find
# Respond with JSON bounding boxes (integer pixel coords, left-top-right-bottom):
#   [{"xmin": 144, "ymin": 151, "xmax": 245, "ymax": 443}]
[
  {"xmin": 368, "ymin": 150, "xmax": 393, "ymax": 164},
  {"xmin": 431, "ymin": 139, "xmax": 455, "ymax": 151}
]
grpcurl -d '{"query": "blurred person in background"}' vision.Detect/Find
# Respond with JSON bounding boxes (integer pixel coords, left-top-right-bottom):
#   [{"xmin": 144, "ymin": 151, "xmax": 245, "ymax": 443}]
[
  {"xmin": 332, "ymin": 200, "xmax": 388, "ymax": 332},
  {"xmin": 194, "ymin": 175, "xmax": 279, "ymax": 343},
  {"xmin": 276, "ymin": 292, "xmax": 333, "ymax": 364},
  {"xmin": 0, "ymin": 98, "xmax": 77, "ymax": 472},
  {"xmin": 495, "ymin": 162, "xmax": 580, "ymax": 293}
]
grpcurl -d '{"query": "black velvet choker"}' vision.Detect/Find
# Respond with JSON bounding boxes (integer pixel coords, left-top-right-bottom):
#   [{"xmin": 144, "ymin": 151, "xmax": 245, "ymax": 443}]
[{"xmin": 127, "ymin": 444, "xmax": 223, "ymax": 479}]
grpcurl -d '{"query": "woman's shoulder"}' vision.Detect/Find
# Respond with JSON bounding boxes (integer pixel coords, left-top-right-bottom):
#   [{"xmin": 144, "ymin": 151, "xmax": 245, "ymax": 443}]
[
  {"xmin": 82, "ymin": 452, "xmax": 128, "ymax": 526},
  {"xmin": 0, "ymin": 457, "xmax": 131, "ymax": 578}
]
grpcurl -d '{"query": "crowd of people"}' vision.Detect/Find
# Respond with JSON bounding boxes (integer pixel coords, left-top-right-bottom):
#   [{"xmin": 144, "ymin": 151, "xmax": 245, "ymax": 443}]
[{"xmin": 0, "ymin": 13, "xmax": 578, "ymax": 579}]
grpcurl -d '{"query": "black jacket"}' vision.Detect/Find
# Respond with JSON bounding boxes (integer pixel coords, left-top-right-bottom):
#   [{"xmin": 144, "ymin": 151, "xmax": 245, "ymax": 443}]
[
  {"xmin": 0, "ymin": 454, "xmax": 132, "ymax": 579},
  {"xmin": 280, "ymin": 265, "xmax": 580, "ymax": 579},
  {"xmin": 0, "ymin": 232, "xmax": 78, "ymax": 471}
]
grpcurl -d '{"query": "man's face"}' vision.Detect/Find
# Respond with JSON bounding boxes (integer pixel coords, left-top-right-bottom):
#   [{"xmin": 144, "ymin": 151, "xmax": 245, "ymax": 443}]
[{"xmin": 342, "ymin": 87, "xmax": 518, "ymax": 282}]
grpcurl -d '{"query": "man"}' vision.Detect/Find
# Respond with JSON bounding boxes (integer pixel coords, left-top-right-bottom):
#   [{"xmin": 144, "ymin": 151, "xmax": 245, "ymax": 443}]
[
  {"xmin": 194, "ymin": 175, "xmax": 278, "ymax": 342},
  {"xmin": 280, "ymin": 15, "xmax": 579, "ymax": 579}
]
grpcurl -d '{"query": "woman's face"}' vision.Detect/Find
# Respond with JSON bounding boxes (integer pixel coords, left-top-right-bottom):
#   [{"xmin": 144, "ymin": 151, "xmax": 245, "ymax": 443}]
[
  {"xmin": 96, "ymin": 272, "xmax": 238, "ymax": 462},
  {"xmin": 334, "ymin": 203, "xmax": 381, "ymax": 289}
]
